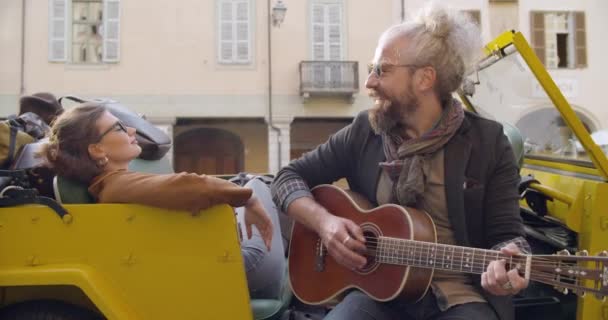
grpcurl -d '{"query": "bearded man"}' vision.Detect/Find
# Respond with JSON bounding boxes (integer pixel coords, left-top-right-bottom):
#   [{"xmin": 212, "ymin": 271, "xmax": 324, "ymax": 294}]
[{"xmin": 271, "ymin": 3, "xmax": 529, "ymax": 320}]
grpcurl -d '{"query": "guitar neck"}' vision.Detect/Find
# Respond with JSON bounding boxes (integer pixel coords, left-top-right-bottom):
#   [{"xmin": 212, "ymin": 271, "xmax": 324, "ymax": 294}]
[
  {"xmin": 373, "ymin": 237, "xmax": 528, "ymax": 276},
  {"xmin": 370, "ymin": 236, "xmax": 608, "ymax": 298}
]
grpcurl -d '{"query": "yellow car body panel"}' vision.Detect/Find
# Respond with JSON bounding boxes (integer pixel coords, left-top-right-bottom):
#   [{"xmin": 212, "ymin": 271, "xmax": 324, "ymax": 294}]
[{"xmin": 0, "ymin": 203, "xmax": 253, "ymax": 320}]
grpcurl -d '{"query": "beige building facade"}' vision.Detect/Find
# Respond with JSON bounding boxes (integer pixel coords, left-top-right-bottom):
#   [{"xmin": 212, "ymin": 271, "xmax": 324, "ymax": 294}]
[{"xmin": 0, "ymin": 0, "xmax": 606, "ymax": 174}]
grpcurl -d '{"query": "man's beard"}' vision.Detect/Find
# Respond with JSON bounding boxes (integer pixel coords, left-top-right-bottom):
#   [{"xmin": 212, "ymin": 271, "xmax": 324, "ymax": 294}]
[{"xmin": 368, "ymin": 86, "xmax": 419, "ymax": 135}]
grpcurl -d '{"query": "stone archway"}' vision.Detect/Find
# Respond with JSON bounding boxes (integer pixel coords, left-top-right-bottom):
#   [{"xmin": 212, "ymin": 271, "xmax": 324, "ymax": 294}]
[
  {"xmin": 174, "ymin": 128, "xmax": 244, "ymax": 175},
  {"xmin": 515, "ymin": 107, "xmax": 595, "ymax": 155}
]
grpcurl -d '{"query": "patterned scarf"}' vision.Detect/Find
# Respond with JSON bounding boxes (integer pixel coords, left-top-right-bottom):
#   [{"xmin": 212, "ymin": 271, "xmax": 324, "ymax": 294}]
[{"xmin": 379, "ymin": 99, "xmax": 465, "ymax": 206}]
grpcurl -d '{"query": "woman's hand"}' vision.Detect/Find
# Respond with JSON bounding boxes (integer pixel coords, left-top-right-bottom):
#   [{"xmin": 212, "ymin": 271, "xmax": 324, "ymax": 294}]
[{"xmin": 243, "ymin": 196, "xmax": 273, "ymax": 251}]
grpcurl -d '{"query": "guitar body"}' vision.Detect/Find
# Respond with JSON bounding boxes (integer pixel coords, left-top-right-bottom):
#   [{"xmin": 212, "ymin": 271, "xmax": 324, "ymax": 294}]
[{"xmin": 289, "ymin": 184, "xmax": 437, "ymax": 305}]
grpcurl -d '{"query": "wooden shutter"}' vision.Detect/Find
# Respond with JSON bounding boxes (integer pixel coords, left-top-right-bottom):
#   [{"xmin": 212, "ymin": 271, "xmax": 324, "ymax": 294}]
[
  {"xmin": 48, "ymin": 0, "xmax": 68, "ymax": 62},
  {"xmin": 573, "ymin": 12, "xmax": 587, "ymax": 68},
  {"xmin": 102, "ymin": 0, "xmax": 121, "ymax": 62},
  {"xmin": 327, "ymin": 4, "xmax": 342, "ymax": 60},
  {"xmin": 219, "ymin": 0, "xmax": 234, "ymax": 63},
  {"xmin": 530, "ymin": 11, "xmax": 546, "ymax": 65},
  {"xmin": 235, "ymin": 1, "xmax": 250, "ymax": 63},
  {"xmin": 218, "ymin": 0, "xmax": 250, "ymax": 64},
  {"xmin": 311, "ymin": 4, "xmax": 325, "ymax": 60},
  {"xmin": 311, "ymin": 2, "xmax": 342, "ymax": 60}
]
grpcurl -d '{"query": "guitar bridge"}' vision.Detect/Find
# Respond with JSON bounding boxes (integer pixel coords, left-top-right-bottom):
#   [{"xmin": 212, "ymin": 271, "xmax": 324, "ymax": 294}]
[{"xmin": 315, "ymin": 238, "xmax": 326, "ymax": 272}]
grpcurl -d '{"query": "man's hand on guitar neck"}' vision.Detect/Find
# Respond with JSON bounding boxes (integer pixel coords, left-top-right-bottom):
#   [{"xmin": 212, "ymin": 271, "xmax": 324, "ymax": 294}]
[
  {"xmin": 481, "ymin": 242, "xmax": 530, "ymax": 296},
  {"xmin": 286, "ymin": 196, "xmax": 367, "ymax": 270}
]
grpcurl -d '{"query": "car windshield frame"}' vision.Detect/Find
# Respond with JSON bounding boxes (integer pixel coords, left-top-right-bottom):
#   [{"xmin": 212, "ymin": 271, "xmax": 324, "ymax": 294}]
[{"xmin": 457, "ymin": 31, "xmax": 608, "ymax": 181}]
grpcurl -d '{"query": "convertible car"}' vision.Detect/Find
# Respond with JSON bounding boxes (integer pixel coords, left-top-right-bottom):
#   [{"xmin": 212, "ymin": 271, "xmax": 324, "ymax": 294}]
[{"xmin": 0, "ymin": 31, "xmax": 605, "ymax": 320}]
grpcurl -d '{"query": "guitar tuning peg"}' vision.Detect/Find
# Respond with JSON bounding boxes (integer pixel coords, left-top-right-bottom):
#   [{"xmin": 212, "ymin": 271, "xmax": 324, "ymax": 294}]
[
  {"xmin": 598, "ymin": 250, "xmax": 608, "ymax": 257},
  {"xmin": 557, "ymin": 249, "xmax": 571, "ymax": 256},
  {"xmin": 594, "ymin": 293, "xmax": 605, "ymax": 302},
  {"xmin": 576, "ymin": 250, "xmax": 589, "ymax": 256},
  {"xmin": 554, "ymin": 286, "xmax": 569, "ymax": 295}
]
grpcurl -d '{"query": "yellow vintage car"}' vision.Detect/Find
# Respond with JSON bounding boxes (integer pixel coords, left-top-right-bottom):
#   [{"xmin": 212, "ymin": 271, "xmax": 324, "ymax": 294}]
[
  {"xmin": 0, "ymin": 31, "xmax": 607, "ymax": 320},
  {"xmin": 0, "ymin": 157, "xmax": 293, "ymax": 319},
  {"xmin": 458, "ymin": 30, "xmax": 608, "ymax": 320}
]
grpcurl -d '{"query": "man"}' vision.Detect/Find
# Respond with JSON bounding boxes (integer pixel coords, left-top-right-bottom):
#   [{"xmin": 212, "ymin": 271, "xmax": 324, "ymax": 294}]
[{"xmin": 272, "ymin": 3, "xmax": 529, "ymax": 320}]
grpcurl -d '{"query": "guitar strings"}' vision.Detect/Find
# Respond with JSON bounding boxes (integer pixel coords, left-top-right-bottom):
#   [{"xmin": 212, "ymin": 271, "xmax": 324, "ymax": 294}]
[
  {"xmin": 366, "ymin": 247, "xmax": 603, "ymax": 272},
  {"xmin": 315, "ymin": 238, "xmax": 607, "ymax": 293},
  {"xmin": 356, "ymin": 245, "xmax": 604, "ymax": 276},
  {"xmin": 358, "ymin": 238, "xmax": 608, "ymax": 267},
  {"xmin": 356, "ymin": 248, "xmax": 606, "ymax": 293}
]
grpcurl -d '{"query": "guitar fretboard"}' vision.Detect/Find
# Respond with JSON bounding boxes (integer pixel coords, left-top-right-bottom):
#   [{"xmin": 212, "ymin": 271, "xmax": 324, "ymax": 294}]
[{"xmin": 374, "ymin": 237, "xmax": 527, "ymax": 275}]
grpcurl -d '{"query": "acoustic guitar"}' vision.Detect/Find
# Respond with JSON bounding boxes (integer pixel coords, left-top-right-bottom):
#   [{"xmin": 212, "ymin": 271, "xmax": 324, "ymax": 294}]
[{"xmin": 288, "ymin": 184, "xmax": 608, "ymax": 305}]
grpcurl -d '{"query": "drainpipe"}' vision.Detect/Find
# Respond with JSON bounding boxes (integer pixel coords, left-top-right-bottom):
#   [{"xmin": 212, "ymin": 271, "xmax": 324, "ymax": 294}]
[
  {"xmin": 19, "ymin": 0, "xmax": 26, "ymax": 94},
  {"xmin": 267, "ymin": 0, "xmax": 282, "ymax": 173}
]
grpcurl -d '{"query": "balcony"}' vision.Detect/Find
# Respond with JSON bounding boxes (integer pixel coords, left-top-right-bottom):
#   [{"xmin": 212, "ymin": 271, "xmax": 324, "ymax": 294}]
[{"xmin": 299, "ymin": 61, "xmax": 359, "ymax": 100}]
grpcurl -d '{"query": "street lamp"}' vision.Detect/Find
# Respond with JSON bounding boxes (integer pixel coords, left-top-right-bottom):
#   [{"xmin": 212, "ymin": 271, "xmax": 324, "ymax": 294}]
[{"xmin": 271, "ymin": 0, "xmax": 287, "ymax": 27}]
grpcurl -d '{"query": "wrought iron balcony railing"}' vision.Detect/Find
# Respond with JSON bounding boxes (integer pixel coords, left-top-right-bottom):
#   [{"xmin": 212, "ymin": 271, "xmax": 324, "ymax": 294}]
[{"xmin": 299, "ymin": 61, "xmax": 359, "ymax": 98}]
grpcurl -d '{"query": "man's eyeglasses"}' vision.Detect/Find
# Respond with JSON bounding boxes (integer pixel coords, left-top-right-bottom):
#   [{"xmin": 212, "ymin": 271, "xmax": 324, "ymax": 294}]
[
  {"xmin": 367, "ymin": 62, "xmax": 418, "ymax": 77},
  {"xmin": 98, "ymin": 121, "xmax": 128, "ymax": 142}
]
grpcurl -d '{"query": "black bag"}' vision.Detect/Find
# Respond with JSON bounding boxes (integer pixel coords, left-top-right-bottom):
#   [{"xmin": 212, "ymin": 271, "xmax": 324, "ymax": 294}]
[
  {"xmin": 10, "ymin": 139, "xmax": 56, "ymax": 199},
  {"xmin": 59, "ymin": 95, "xmax": 172, "ymax": 160},
  {"xmin": 0, "ymin": 112, "xmax": 50, "ymax": 169},
  {"xmin": 0, "ymin": 169, "xmax": 67, "ymax": 219}
]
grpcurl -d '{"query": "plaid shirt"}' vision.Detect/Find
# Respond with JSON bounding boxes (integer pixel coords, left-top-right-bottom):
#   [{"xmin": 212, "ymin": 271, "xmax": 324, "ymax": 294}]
[{"xmin": 272, "ymin": 176, "xmax": 312, "ymax": 213}]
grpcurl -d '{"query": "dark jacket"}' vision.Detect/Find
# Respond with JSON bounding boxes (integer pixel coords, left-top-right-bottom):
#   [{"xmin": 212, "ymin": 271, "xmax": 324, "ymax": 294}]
[{"xmin": 273, "ymin": 110, "xmax": 524, "ymax": 320}]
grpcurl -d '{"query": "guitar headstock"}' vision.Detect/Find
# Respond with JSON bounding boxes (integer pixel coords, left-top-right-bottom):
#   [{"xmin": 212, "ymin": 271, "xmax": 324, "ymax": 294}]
[
  {"xmin": 529, "ymin": 249, "xmax": 608, "ymax": 301},
  {"xmin": 596, "ymin": 250, "xmax": 608, "ymax": 301}
]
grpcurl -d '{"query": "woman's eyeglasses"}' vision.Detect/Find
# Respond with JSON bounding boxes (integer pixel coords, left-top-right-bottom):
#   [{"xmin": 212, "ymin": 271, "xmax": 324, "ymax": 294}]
[{"xmin": 98, "ymin": 121, "xmax": 128, "ymax": 142}]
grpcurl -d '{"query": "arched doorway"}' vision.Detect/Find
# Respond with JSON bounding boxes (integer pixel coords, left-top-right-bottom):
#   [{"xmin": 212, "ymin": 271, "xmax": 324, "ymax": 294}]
[
  {"xmin": 174, "ymin": 128, "xmax": 244, "ymax": 175},
  {"xmin": 515, "ymin": 107, "xmax": 595, "ymax": 155}
]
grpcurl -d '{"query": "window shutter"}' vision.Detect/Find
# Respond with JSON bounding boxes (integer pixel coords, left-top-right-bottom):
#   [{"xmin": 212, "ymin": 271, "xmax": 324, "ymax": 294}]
[
  {"xmin": 235, "ymin": 1, "xmax": 249, "ymax": 63},
  {"xmin": 218, "ymin": 0, "xmax": 250, "ymax": 64},
  {"xmin": 327, "ymin": 4, "xmax": 342, "ymax": 60},
  {"xmin": 48, "ymin": 0, "xmax": 68, "ymax": 62},
  {"xmin": 219, "ymin": 1, "xmax": 234, "ymax": 63},
  {"xmin": 102, "ymin": 0, "xmax": 121, "ymax": 62},
  {"xmin": 530, "ymin": 11, "xmax": 546, "ymax": 65},
  {"xmin": 573, "ymin": 12, "xmax": 587, "ymax": 68},
  {"xmin": 311, "ymin": 4, "xmax": 325, "ymax": 60}
]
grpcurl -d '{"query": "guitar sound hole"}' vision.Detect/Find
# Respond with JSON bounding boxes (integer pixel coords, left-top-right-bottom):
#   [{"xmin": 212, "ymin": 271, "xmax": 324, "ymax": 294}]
[{"xmin": 361, "ymin": 231, "xmax": 379, "ymax": 273}]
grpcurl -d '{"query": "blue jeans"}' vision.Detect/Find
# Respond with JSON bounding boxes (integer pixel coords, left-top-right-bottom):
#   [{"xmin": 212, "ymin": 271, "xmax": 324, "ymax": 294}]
[
  {"xmin": 325, "ymin": 290, "xmax": 498, "ymax": 320},
  {"xmin": 235, "ymin": 178, "xmax": 286, "ymax": 299}
]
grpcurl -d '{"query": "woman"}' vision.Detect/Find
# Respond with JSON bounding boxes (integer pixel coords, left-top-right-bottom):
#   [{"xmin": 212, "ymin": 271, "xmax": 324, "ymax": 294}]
[{"xmin": 42, "ymin": 102, "xmax": 285, "ymax": 299}]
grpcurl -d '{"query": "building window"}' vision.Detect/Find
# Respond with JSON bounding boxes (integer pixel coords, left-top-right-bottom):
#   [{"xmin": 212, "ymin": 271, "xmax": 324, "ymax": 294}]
[
  {"xmin": 531, "ymin": 11, "xmax": 586, "ymax": 69},
  {"xmin": 72, "ymin": 0, "xmax": 103, "ymax": 63},
  {"xmin": 311, "ymin": 0, "xmax": 343, "ymax": 61},
  {"xmin": 463, "ymin": 10, "xmax": 481, "ymax": 29},
  {"xmin": 49, "ymin": 0, "xmax": 121, "ymax": 63},
  {"xmin": 218, "ymin": 0, "xmax": 252, "ymax": 65},
  {"xmin": 310, "ymin": 0, "xmax": 344, "ymax": 87}
]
